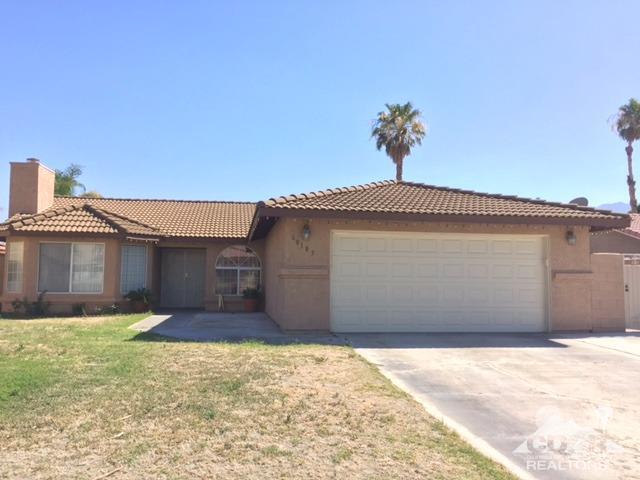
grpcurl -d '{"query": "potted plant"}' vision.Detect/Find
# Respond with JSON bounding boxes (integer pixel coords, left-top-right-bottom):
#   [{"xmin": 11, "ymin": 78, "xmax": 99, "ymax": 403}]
[
  {"xmin": 242, "ymin": 287, "xmax": 261, "ymax": 313},
  {"xmin": 124, "ymin": 288, "xmax": 152, "ymax": 313}
]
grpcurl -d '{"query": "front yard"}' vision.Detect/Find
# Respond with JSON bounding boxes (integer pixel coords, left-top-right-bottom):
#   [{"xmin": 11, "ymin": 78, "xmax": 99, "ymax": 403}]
[{"xmin": 0, "ymin": 315, "xmax": 513, "ymax": 479}]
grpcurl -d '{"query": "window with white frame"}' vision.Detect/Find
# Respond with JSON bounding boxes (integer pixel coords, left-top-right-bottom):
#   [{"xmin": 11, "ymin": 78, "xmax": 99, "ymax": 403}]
[
  {"xmin": 215, "ymin": 246, "xmax": 261, "ymax": 295},
  {"xmin": 120, "ymin": 245, "xmax": 147, "ymax": 294},
  {"xmin": 38, "ymin": 243, "xmax": 104, "ymax": 293},
  {"xmin": 7, "ymin": 241, "xmax": 24, "ymax": 293}
]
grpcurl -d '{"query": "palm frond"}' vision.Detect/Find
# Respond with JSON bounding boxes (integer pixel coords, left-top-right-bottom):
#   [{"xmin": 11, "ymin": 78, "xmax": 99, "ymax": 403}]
[{"xmin": 615, "ymin": 98, "xmax": 640, "ymax": 144}]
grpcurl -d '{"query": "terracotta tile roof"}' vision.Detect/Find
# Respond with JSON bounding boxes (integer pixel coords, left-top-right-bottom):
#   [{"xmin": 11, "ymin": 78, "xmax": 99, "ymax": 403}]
[
  {"xmin": 52, "ymin": 197, "xmax": 256, "ymax": 238},
  {"xmin": 617, "ymin": 213, "xmax": 640, "ymax": 239},
  {"xmin": 0, "ymin": 204, "xmax": 162, "ymax": 236},
  {"xmin": 259, "ymin": 180, "xmax": 628, "ymax": 223}
]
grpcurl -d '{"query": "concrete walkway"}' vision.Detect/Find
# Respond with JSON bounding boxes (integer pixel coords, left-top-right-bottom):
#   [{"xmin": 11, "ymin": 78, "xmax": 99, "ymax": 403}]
[{"xmin": 130, "ymin": 311, "xmax": 342, "ymax": 344}]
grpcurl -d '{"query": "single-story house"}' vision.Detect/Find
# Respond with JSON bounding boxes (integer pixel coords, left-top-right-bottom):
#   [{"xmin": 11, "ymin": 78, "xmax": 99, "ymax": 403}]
[
  {"xmin": 591, "ymin": 213, "xmax": 640, "ymax": 254},
  {"xmin": 0, "ymin": 159, "xmax": 630, "ymax": 332}
]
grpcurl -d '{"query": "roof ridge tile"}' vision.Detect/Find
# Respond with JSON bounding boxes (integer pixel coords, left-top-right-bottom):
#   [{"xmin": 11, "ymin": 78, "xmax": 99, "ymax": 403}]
[
  {"xmin": 54, "ymin": 195, "xmax": 255, "ymax": 205},
  {"xmin": 260, "ymin": 179, "xmax": 395, "ymax": 207}
]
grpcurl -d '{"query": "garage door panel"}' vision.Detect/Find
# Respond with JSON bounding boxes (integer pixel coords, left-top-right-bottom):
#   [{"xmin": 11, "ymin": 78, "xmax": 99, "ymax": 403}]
[
  {"xmin": 417, "ymin": 239, "xmax": 438, "ymax": 253},
  {"xmin": 492, "ymin": 240, "xmax": 513, "ymax": 254},
  {"xmin": 492, "ymin": 264, "xmax": 514, "ymax": 279},
  {"xmin": 442, "ymin": 239, "xmax": 463, "ymax": 253},
  {"xmin": 517, "ymin": 287, "xmax": 543, "ymax": 304},
  {"xmin": 516, "ymin": 265, "xmax": 542, "ymax": 279},
  {"xmin": 366, "ymin": 237, "xmax": 386, "ymax": 252},
  {"xmin": 391, "ymin": 238, "xmax": 412, "ymax": 252},
  {"xmin": 390, "ymin": 285, "xmax": 413, "ymax": 302},
  {"xmin": 514, "ymin": 240, "xmax": 539, "ymax": 255},
  {"xmin": 468, "ymin": 263, "xmax": 490, "ymax": 278},
  {"xmin": 416, "ymin": 263, "xmax": 439, "ymax": 277},
  {"xmin": 364, "ymin": 285, "xmax": 387, "ymax": 303},
  {"xmin": 466, "ymin": 287, "xmax": 491, "ymax": 305},
  {"xmin": 391, "ymin": 262, "xmax": 412, "ymax": 277},
  {"xmin": 467, "ymin": 240, "xmax": 489, "ymax": 254},
  {"xmin": 416, "ymin": 287, "xmax": 439, "ymax": 303},
  {"xmin": 443, "ymin": 263, "xmax": 465, "ymax": 278},
  {"xmin": 336, "ymin": 237, "xmax": 361, "ymax": 252},
  {"xmin": 331, "ymin": 231, "xmax": 547, "ymax": 333},
  {"xmin": 441, "ymin": 286, "xmax": 464, "ymax": 302},
  {"xmin": 337, "ymin": 261, "xmax": 361, "ymax": 276}
]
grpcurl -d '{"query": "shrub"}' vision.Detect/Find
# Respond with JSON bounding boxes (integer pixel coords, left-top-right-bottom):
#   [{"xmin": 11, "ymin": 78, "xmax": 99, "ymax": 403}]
[
  {"xmin": 124, "ymin": 288, "xmax": 153, "ymax": 304},
  {"xmin": 242, "ymin": 287, "xmax": 261, "ymax": 300},
  {"xmin": 94, "ymin": 304, "xmax": 120, "ymax": 315},
  {"xmin": 72, "ymin": 303, "xmax": 87, "ymax": 316},
  {"xmin": 11, "ymin": 292, "xmax": 50, "ymax": 317}
]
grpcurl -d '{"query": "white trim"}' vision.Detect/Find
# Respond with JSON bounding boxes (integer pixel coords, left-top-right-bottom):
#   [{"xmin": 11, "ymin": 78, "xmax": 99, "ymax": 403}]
[
  {"xmin": 214, "ymin": 245, "xmax": 262, "ymax": 296},
  {"xmin": 37, "ymin": 241, "xmax": 106, "ymax": 294}
]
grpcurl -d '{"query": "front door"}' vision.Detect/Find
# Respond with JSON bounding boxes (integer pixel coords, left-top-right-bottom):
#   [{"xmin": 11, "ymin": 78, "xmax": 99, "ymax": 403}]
[{"xmin": 160, "ymin": 248, "xmax": 206, "ymax": 308}]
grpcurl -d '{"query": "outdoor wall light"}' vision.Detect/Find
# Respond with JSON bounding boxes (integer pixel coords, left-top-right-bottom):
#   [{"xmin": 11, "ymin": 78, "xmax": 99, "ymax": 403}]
[
  {"xmin": 302, "ymin": 223, "xmax": 311, "ymax": 240},
  {"xmin": 566, "ymin": 230, "xmax": 577, "ymax": 246}
]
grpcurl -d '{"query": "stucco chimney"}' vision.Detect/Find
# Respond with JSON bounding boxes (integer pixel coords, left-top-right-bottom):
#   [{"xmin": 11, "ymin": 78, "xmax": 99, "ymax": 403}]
[{"xmin": 9, "ymin": 158, "xmax": 55, "ymax": 217}]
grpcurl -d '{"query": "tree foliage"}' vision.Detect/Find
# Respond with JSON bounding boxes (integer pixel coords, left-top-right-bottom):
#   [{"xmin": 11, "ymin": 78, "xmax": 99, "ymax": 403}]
[
  {"xmin": 615, "ymin": 98, "xmax": 640, "ymax": 145},
  {"xmin": 371, "ymin": 102, "xmax": 426, "ymax": 181},
  {"xmin": 614, "ymin": 98, "xmax": 640, "ymax": 211},
  {"xmin": 54, "ymin": 164, "xmax": 86, "ymax": 196}
]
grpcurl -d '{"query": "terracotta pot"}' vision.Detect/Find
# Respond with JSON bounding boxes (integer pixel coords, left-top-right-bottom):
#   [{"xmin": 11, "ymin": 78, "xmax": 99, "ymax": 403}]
[
  {"xmin": 243, "ymin": 298, "xmax": 259, "ymax": 313},
  {"xmin": 131, "ymin": 300, "xmax": 148, "ymax": 313}
]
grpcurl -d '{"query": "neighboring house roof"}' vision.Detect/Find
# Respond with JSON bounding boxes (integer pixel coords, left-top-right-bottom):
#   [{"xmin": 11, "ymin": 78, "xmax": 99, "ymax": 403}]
[
  {"xmin": 622, "ymin": 213, "xmax": 640, "ymax": 239},
  {"xmin": 51, "ymin": 197, "xmax": 256, "ymax": 238},
  {"xmin": 600, "ymin": 212, "xmax": 640, "ymax": 240},
  {"xmin": 257, "ymin": 180, "xmax": 627, "ymax": 223}
]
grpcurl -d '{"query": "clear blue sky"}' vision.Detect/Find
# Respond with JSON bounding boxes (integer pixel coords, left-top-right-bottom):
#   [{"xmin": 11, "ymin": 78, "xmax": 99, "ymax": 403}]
[{"xmin": 1, "ymin": 1, "xmax": 638, "ymax": 215}]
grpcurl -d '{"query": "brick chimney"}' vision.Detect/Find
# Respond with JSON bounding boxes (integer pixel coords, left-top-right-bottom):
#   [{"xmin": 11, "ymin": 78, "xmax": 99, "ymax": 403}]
[{"xmin": 9, "ymin": 158, "xmax": 55, "ymax": 217}]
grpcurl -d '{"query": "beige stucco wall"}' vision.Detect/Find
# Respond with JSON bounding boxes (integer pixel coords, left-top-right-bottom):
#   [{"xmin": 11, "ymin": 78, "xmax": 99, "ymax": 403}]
[
  {"xmin": 591, "ymin": 231, "xmax": 640, "ymax": 254},
  {"xmin": 0, "ymin": 235, "xmax": 124, "ymax": 314},
  {"xmin": 263, "ymin": 216, "xmax": 612, "ymax": 332},
  {"xmin": 0, "ymin": 252, "xmax": 4, "ymax": 297},
  {"xmin": 590, "ymin": 253, "xmax": 625, "ymax": 331},
  {"xmin": 0, "ymin": 235, "xmax": 265, "ymax": 315}
]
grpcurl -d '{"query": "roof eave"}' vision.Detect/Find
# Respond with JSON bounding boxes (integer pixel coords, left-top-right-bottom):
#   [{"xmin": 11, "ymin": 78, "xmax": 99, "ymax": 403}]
[{"xmin": 254, "ymin": 206, "xmax": 630, "ymax": 230}]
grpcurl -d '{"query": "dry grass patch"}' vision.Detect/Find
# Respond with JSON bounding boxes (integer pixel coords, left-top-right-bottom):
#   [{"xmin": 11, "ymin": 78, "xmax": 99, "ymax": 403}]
[{"xmin": 0, "ymin": 315, "xmax": 514, "ymax": 479}]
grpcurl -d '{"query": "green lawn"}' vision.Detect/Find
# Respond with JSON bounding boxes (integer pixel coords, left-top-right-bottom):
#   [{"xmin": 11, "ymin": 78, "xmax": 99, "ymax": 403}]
[{"xmin": 0, "ymin": 315, "xmax": 515, "ymax": 479}]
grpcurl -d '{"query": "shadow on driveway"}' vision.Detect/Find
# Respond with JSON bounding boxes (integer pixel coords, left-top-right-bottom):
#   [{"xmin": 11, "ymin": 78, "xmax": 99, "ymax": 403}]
[
  {"xmin": 344, "ymin": 332, "xmax": 569, "ymax": 349},
  {"xmin": 128, "ymin": 311, "xmax": 346, "ymax": 346}
]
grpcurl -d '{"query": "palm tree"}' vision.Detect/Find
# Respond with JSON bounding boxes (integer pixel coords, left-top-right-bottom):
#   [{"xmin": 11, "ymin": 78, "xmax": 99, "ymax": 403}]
[
  {"xmin": 371, "ymin": 102, "xmax": 426, "ymax": 181},
  {"xmin": 614, "ymin": 98, "xmax": 640, "ymax": 212},
  {"xmin": 54, "ymin": 164, "xmax": 86, "ymax": 196}
]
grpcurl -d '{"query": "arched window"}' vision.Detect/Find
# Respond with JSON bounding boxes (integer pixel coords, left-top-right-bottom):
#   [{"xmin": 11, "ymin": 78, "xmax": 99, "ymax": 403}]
[{"xmin": 215, "ymin": 246, "xmax": 261, "ymax": 295}]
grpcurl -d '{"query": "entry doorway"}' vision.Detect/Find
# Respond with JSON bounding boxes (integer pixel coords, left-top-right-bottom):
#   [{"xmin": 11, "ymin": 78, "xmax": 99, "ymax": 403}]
[{"xmin": 160, "ymin": 248, "xmax": 206, "ymax": 308}]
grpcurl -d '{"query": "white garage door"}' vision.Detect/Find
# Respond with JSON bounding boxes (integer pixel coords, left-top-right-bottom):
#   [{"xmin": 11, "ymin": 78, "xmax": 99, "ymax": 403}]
[{"xmin": 330, "ymin": 231, "xmax": 548, "ymax": 333}]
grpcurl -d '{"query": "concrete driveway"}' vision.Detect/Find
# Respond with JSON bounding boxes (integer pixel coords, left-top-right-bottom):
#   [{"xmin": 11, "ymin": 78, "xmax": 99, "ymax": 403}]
[{"xmin": 348, "ymin": 332, "xmax": 640, "ymax": 480}]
